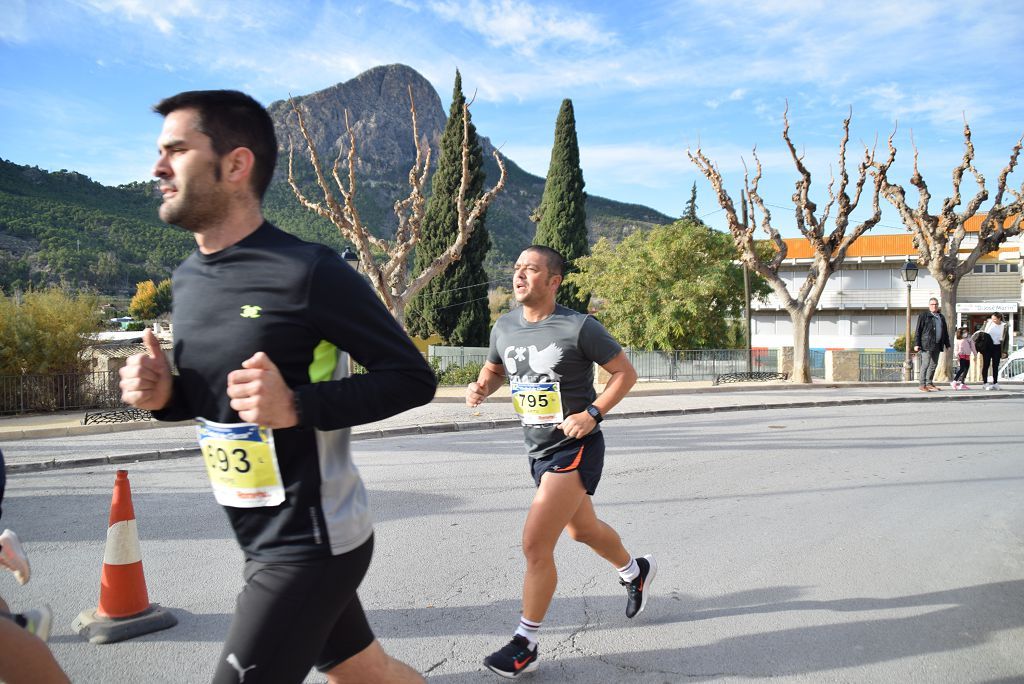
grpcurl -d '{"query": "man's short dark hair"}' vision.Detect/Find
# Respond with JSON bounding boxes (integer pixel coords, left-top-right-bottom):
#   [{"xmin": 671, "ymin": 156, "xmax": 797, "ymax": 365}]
[
  {"xmin": 154, "ymin": 90, "xmax": 277, "ymax": 200},
  {"xmin": 525, "ymin": 245, "xmax": 566, "ymax": 277}
]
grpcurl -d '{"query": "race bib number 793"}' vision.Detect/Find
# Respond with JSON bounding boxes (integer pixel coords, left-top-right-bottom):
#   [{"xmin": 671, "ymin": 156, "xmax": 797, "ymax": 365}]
[{"xmin": 196, "ymin": 418, "xmax": 285, "ymax": 508}]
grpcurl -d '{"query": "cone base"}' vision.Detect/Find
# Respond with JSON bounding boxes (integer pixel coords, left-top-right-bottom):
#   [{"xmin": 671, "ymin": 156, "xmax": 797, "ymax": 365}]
[{"xmin": 73, "ymin": 603, "xmax": 177, "ymax": 644}]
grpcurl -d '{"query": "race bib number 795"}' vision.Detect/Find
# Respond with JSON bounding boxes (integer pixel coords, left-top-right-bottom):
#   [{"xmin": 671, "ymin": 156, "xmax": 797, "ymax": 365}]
[{"xmin": 511, "ymin": 380, "xmax": 564, "ymax": 426}]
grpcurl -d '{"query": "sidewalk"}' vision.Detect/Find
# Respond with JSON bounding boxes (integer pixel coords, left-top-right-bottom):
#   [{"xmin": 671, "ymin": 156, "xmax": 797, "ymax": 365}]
[{"xmin": 1, "ymin": 380, "xmax": 1018, "ymax": 473}]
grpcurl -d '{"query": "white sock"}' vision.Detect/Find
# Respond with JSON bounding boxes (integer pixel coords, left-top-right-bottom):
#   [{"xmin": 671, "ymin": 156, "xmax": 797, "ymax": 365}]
[
  {"xmin": 514, "ymin": 617, "xmax": 541, "ymax": 647},
  {"xmin": 617, "ymin": 557, "xmax": 640, "ymax": 582}
]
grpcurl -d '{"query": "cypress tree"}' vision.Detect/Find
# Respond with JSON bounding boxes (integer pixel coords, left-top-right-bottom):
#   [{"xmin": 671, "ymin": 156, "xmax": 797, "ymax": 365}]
[
  {"xmin": 533, "ymin": 98, "xmax": 589, "ymax": 312},
  {"xmin": 406, "ymin": 70, "xmax": 491, "ymax": 346}
]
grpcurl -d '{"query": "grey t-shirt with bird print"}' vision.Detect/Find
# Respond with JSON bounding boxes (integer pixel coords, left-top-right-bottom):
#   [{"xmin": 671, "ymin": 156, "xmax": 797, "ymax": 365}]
[{"xmin": 488, "ymin": 305, "xmax": 622, "ymax": 458}]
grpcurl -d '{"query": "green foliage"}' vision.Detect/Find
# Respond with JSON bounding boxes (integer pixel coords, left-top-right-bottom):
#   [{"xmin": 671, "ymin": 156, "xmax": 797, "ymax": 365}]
[
  {"xmin": 0, "ymin": 287, "xmax": 100, "ymax": 375},
  {"xmin": 405, "ymin": 70, "xmax": 492, "ymax": 345},
  {"xmin": 0, "ymin": 159, "xmax": 193, "ymax": 294},
  {"xmin": 428, "ymin": 356, "xmax": 484, "ymax": 386},
  {"xmin": 533, "ymin": 99, "xmax": 589, "ymax": 312},
  {"xmin": 892, "ymin": 334, "xmax": 906, "ymax": 352},
  {"xmin": 682, "ymin": 182, "xmax": 705, "ymax": 226},
  {"xmin": 567, "ymin": 220, "xmax": 771, "ymax": 350}
]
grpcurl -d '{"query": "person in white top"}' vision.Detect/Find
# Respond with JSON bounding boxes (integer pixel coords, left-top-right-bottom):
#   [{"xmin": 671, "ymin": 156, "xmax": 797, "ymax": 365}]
[{"xmin": 981, "ymin": 312, "xmax": 1007, "ymax": 389}]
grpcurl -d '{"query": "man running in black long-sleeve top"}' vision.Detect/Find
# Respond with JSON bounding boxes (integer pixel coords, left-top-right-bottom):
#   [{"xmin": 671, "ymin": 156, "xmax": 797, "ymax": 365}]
[{"xmin": 120, "ymin": 89, "xmax": 435, "ymax": 684}]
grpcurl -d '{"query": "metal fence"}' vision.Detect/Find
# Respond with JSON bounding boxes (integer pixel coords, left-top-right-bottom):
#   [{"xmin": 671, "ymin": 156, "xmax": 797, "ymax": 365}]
[
  {"xmin": 809, "ymin": 349, "xmax": 826, "ymax": 379},
  {"xmin": 624, "ymin": 349, "xmax": 779, "ymax": 381},
  {"xmin": 0, "ymin": 370, "xmax": 123, "ymax": 416},
  {"xmin": 859, "ymin": 351, "xmax": 908, "ymax": 381}
]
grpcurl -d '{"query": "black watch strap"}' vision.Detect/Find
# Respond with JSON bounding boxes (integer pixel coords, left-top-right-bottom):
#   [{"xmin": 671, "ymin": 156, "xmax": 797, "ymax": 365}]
[{"xmin": 586, "ymin": 404, "xmax": 603, "ymax": 423}]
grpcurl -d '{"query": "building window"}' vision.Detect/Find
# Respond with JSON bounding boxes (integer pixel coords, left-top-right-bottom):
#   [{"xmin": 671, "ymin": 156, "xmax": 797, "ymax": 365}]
[
  {"xmin": 866, "ymin": 269, "xmax": 891, "ymax": 289},
  {"xmin": 872, "ymin": 315, "xmax": 897, "ymax": 335},
  {"xmin": 985, "ymin": 264, "xmax": 996, "ymax": 273},
  {"xmin": 1011, "ymin": 264, "xmax": 1020, "ymax": 273},
  {"xmin": 851, "ymin": 316, "xmax": 872, "ymax": 335}
]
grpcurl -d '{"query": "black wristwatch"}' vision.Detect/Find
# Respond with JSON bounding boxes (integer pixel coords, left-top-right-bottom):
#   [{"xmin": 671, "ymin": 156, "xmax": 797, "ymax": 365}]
[{"xmin": 585, "ymin": 404, "xmax": 603, "ymax": 423}]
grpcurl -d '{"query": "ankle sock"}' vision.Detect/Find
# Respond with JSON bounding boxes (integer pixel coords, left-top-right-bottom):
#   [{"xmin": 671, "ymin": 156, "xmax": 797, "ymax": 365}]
[
  {"xmin": 617, "ymin": 557, "xmax": 640, "ymax": 582},
  {"xmin": 514, "ymin": 616, "xmax": 541, "ymax": 647}
]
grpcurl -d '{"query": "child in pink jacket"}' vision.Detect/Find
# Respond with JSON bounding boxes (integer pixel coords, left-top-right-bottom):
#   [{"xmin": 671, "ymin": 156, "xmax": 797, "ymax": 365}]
[{"xmin": 952, "ymin": 327, "xmax": 976, "ymax": 389}]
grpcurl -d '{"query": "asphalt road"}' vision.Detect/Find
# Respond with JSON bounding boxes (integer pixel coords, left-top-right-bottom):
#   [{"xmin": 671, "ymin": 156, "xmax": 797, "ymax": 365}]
[{"xmin": 2, "ymin": 400, "xmax": 1022, "ymax": 682}]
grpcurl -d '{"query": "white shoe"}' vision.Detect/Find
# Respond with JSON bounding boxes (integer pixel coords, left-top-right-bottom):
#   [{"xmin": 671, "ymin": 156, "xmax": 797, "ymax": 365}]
[
  {"xmin": 21, "ymin": 605, "xmax": 52, "ymax": 642},
  {"xmin": 0, "ymin": 529, "xmax": 30, "ymax": 585},
  {"xmin": 950, "ymin": 382, "xmax": 958, "ymax": 389},
  {"xmin": 983, "ymin": 383, "xmax": 991, "ymax": 390},
  {"xmin": 991, "ymin": 383, "xmax": 1000, "ymax": 390}
]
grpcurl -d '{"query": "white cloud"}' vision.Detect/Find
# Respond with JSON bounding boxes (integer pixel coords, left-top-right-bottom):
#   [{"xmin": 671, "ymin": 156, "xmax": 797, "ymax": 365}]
[
  {"xmin": 77, "ymin": 0, "xmax": 204, "ymax": 34},
  {"xmin": 859, "ymin": 83, "xmax": 991, "ymax": 127},
  {"xmin": 427, "ymin": 0, "xmax": 615, "ymax": 57},
  {"xmin": 0, "ymin": 0, "xmax": 30, "ymax": 43}
]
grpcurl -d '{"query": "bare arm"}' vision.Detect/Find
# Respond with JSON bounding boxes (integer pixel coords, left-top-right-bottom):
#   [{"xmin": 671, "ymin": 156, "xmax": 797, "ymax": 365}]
[
  {"xmin": 466, "ymin": 361, "xmax": 506, "ymax": 407},
  {"xmin": 558, "ymin": 351, "xmax": 638, "ymax": 439}
]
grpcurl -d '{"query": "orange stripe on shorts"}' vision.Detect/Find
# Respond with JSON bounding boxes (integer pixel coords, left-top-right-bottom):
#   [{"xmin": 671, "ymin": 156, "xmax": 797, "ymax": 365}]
[{"xmin": 554, "ymin": 444, "xmax": 584, "ymax": 472}]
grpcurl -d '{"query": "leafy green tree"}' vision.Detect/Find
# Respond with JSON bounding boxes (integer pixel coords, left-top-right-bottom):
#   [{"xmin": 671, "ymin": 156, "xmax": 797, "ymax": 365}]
[
  {"xmin": 0, "ymin": 287, "xmax": 100, "ymax": 375},
  {"xmin": 533, "ymin": 98, "xmax": 589, "ymax": 312},
  {"xmin": 567, "ymin": 220, "xmax": 770, "ymax": 349},
  {"xmin": 405, "ymin": 70, "xmax": 491, "ymax": 345}
]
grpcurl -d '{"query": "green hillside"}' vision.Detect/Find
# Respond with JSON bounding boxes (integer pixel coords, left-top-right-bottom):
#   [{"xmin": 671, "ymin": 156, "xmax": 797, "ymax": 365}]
[{"xmin": 0, "ymin": 158, "xmax": 193, "ymax": 293}]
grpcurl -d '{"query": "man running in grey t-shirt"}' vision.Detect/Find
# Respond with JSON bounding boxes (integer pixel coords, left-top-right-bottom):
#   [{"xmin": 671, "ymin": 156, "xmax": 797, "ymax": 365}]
[{"xmin": 466, "ymin": 245, "xmax": 656, "ymax": 678}]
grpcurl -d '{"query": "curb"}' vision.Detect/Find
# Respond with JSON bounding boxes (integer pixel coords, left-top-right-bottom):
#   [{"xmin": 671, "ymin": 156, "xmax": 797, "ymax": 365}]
[{"xmin": 5, "ymin": 392, "xmax": 1015, "ymax": 474}]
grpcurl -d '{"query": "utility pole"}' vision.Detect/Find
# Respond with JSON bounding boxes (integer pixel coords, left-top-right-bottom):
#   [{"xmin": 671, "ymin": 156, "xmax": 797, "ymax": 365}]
[{"xmin": 741, "ymin": 191, "xmax": 752, "ymax": 375}]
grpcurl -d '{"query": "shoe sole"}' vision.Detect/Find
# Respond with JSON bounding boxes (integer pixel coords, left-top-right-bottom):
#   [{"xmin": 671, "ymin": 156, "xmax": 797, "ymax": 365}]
[
  {"xmin": 484, "ymin": 660, "xmax": 539, "ymax": 678},
  {"xmin": 636, "ymin": 554, "xmax": 658, "ymax": 617},
  {"xmin": 0, "ymin": 529, "xmax": 30, "ymax": 585}
]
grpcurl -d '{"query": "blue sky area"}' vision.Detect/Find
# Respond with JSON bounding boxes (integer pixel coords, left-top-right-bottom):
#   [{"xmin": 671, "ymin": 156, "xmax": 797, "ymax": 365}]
[{"xmin": 2, "ymin": 0, "xmax": 1022, "ymax": 236}]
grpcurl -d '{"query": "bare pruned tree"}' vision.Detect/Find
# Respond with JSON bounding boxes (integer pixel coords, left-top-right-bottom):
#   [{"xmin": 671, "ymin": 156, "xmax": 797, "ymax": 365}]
[
  {"xmin": 872, "ymin": 122, "xmax": 1023, "ymax": 380},
  {"xmin": 287, "ymin": 86, "xmax": 507, "ymax": 325},
  {"xmin": 690, "ymin": 108, "xmax": 887, "ymax": 382}
]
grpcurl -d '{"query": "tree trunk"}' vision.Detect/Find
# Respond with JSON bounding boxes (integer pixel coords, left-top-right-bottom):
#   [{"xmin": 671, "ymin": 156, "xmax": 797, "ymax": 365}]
[
  {"xmin": 789, "ymin": 309, "xmax": 813, "ymax": 383},
  {"xmin": 935, "ymin": 279, "xmax": 959, "ymax": 382}
]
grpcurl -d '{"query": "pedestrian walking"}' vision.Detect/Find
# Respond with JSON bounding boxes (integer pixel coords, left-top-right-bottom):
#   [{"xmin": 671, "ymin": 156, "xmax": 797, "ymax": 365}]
[
  {"xmin": 119, "ymin": 90, "xmax": 436, "ymax": 684},
  {"xmin": 913, "ymin": 298, "xmax": 951, "ymax": 391},
  {"xmin": 981, "ymin": 312, "xmax": 1008, "ymax": 389},
  {"xmin": 466, "ymin": 245, "xmax": 654, "ymax": 679},
  {"xmin": 951, "ymin": 328, "xmax": 975, "ymax": 389}
]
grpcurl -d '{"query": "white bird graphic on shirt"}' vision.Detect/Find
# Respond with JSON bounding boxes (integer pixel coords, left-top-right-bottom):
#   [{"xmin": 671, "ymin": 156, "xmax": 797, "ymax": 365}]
[{"xmin": 526, "ymin": 343, "xmax": 563, "ymax": 378}]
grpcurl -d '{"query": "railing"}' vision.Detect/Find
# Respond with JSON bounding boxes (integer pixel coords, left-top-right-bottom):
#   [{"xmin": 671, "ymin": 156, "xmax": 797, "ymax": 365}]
[
  {"xmin": 809, "ymin": 349, "xmax": 826, "ymax": 379},
  {"xmin": 0, "ymin": 371, "xmax": 123, "ymax": 416},
  {"xmin": 859, "ymin": 351, "xmax": 909, "ymax": 381},
  {"xmin": 624, "ymin": 349, "xmax": 778, "ymax": 381}
]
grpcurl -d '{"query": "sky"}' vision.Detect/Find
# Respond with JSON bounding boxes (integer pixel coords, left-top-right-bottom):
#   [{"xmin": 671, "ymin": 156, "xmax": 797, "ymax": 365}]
[{"xmin": 2, "ymin": 0, "xmax": 1023, "ymax": 236}]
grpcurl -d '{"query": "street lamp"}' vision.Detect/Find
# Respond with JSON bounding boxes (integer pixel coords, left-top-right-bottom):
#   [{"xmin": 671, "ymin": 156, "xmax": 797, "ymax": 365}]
[
  {"xmin": 341, "ymin": 246, "xmax": 358, "ymax": 269},
  {"xmin": 900, "ymin": 258, "xmax": 919, "ymax": 382}
]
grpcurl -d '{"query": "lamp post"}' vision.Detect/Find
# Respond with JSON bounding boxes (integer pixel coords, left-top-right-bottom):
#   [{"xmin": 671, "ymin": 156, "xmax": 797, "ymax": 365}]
[
  {"xmin": 341, "ymin": 246, "xmax": 358, "ymax": 270},
  {"xmin": 900, "ymin": 258, "xmax": 919, "ymax": 382},
  {"xmin": 341, "ymin": 246, "xmax": 359, "ymax": 376}
]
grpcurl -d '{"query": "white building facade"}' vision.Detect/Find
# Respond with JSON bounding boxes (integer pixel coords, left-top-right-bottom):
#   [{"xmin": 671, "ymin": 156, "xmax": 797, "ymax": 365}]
[{"xmin": 751, "ymin": 229, "xmax": 1021, "ymax": 352}]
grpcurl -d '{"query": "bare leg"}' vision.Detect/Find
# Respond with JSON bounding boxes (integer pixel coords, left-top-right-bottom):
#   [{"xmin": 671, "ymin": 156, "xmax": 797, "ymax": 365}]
[
  {"xmin": 565, "ymin": 495, "xmax": 631, "ymax": 568},
  {"xmin": 326, "ymin": 639, "xmax": 423, "ymax": 684},
  {"xmin": 520, "ymin": 472, "xmax": 589, "ymax": 622},
  {"xmin": 0, "ymin": 615, "xmax": 68, "ymax": 684}
]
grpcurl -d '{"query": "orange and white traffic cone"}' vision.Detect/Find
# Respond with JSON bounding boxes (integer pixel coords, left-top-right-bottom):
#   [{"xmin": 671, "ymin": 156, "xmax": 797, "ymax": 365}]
[{"xmin": 73, "ymin": 470, "xmax": 176, "ymax": 644}]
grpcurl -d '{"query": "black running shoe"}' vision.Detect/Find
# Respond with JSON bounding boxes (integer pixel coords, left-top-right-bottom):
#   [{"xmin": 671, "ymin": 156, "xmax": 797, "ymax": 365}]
[
  {"xmin": 622, "ymin": 554, "xmax": 657, "ymax": 618},
  {"xmin": 483, "ymin": 635, "xmax": 539, "ymax": 678}
]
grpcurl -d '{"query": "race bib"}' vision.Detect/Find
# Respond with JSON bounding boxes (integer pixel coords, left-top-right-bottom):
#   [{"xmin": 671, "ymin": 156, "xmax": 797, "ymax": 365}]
[
  {"xmin": 510, "ymin": 380, "xmax": 564, "ymax": 426},
  {"xmin": 196, "ymin": 418, "xmax": 285, "ymax": 508}
]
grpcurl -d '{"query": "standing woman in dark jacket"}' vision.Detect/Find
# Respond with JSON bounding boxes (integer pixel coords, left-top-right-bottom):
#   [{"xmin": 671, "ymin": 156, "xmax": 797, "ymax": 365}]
[{"xmin": 913, "ymin": 297, "xmax": 951, "ymax": 391}]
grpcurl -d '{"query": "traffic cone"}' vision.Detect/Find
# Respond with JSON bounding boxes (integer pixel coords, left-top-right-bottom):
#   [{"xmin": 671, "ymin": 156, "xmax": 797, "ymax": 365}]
[{"xmin": 73, "ymin": 470, "xmax": 176, "ymax": 644}]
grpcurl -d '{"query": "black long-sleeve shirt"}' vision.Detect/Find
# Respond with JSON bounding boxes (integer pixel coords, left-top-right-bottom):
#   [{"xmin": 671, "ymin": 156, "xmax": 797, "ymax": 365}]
[{"xmin": 156, "ymin": 222, "xmax": 436, "ymax": 560}]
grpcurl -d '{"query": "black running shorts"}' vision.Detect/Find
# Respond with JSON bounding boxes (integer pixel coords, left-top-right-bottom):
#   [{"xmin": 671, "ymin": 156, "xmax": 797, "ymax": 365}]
[
  {"xmin": 530, "ymin": 430, "xmax": 605, "ymax": 495},
  {"xmin": 212, "ymin": 534, "xmax": 375, "ymax": 684}
]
